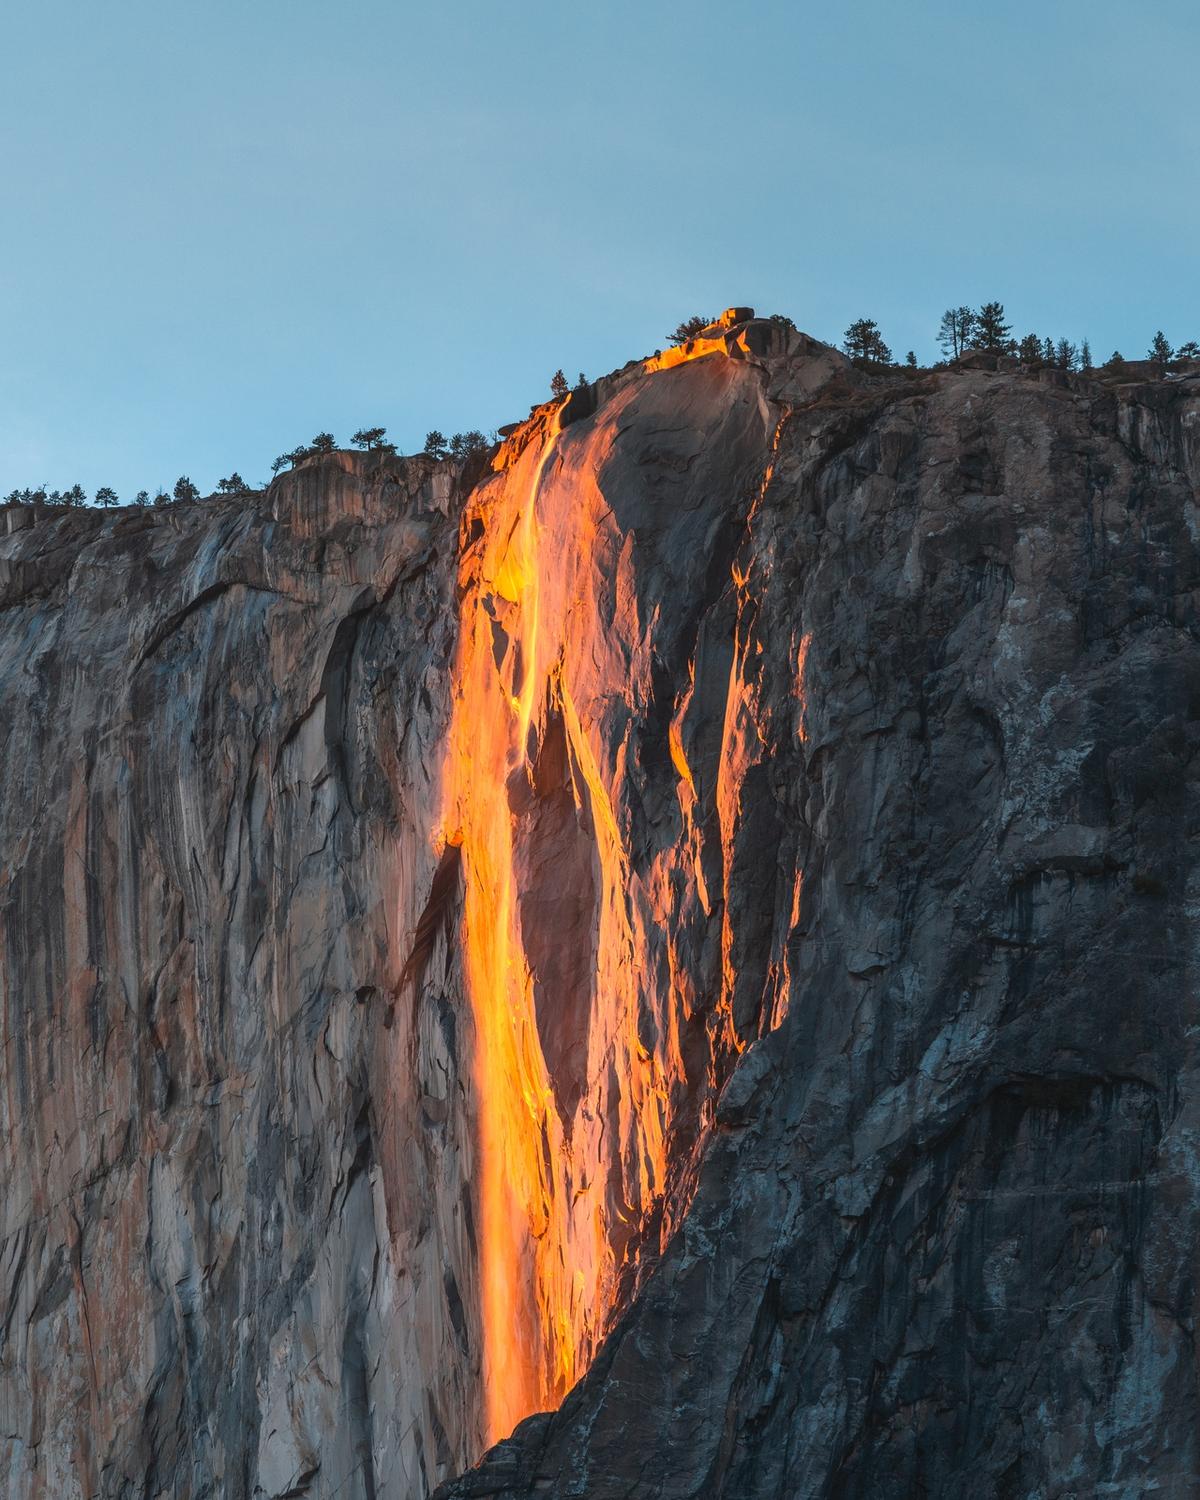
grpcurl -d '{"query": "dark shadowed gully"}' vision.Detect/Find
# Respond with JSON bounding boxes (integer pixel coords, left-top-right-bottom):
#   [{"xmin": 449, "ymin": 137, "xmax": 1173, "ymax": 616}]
[{"xmin": 2, "ymin": 324, "xmax": 1199, "ymax": 1498}]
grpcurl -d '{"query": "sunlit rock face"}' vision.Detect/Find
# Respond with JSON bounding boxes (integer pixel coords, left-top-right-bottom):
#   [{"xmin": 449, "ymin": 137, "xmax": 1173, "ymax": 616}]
[{"xmin": 3, "ymin": 333, "xmax": 1200, "ymax": 1500}]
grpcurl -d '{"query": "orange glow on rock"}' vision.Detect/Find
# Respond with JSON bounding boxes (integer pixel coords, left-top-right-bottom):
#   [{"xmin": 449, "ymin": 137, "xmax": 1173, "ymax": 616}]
[
  {"xmin": 441, "ymin": 398, "xmax": 675, "ymax": 1444},
  {"xmin": 437, "ymin": 354, "xmax": 793, "ymax": 1451}
]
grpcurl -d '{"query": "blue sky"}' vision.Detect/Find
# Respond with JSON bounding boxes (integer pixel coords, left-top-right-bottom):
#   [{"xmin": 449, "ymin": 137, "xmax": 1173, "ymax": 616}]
[{"xmin": 2, "ymin": 0, "xmax": 1197, "ymax": 498}]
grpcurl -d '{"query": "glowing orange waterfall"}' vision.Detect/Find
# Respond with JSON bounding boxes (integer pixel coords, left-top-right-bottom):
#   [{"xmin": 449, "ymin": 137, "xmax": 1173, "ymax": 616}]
[
  {"xmin": 440, "ymin": 402, "xmax": 614, "ymax": 1442},
  {"xmin": 436, "ymin": 353, "xmax": 785, "ymax": 1450}
]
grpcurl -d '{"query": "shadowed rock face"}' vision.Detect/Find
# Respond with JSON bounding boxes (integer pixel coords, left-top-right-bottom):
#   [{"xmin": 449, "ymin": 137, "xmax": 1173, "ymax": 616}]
[{"xmin": 3, "ymin": 335, "xmax": 1200, "ymax": 1500}]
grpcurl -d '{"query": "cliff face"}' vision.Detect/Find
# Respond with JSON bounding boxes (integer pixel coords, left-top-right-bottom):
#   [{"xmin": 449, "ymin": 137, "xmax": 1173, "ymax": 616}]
[{"xmin": 2, "ymin": 330, "xmax": 1200, "ymax": 1499}]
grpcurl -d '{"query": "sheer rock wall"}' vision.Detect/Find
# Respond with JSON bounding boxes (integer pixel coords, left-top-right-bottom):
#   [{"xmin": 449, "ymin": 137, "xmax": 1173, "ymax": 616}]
[{"xmin": 3, "ymin": 335, "xmax": 1200, "ymax": 1498}]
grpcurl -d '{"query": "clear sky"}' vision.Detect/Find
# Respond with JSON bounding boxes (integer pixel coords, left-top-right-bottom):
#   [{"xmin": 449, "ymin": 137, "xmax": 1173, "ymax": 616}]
[{"xmin": 2, "ymin": 0, "xmax": 1198, "ymax": 499}]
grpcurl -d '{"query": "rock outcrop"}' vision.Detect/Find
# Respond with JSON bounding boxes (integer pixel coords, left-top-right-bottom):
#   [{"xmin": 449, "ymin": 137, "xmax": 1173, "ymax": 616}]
[{"xmin": 2, "ymin": 327, "xmax": 1200, "ymax": 1498}]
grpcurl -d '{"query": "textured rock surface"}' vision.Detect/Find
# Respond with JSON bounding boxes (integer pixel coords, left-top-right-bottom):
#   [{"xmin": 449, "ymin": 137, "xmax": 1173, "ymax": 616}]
[
  {"xmin": 3, "ymin": 331, "xmax": 1200, "ymax": 1498},
  {"xmin": 0, "ymin": 453, "xmax": 479, "ymax": 1498}
]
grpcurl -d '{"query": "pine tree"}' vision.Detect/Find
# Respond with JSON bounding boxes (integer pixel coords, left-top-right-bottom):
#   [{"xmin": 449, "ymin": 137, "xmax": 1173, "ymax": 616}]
[
  {"xmin": 975, "ymin": 302, "xmax": 1012, "ymax": 350},
  {"xmin": 937, "ymin": 307, "xmax": 977, "ymax": 360},
  {"xmin": 310, "ymin": 433, "xmax": 336, "ymax": 453},
  {"xmin": 1055, "ymin": 338, "xmax": 1076, "ymax": 370},
  {"xmin": 843, "ymin": 318, "xmax": 892, "ymax": 365},
  {"xmin": 1079, "ymin": 338, "xmax": 1093, "ymax": 370},
  {"xmin": 449, "ymin": 431, "xmax": 489, "ymax": 460},
  {"xmin": 134, "ymin": 490, "xmax": 150, "ymax": 507},
  {"xmin": 905, "ymin": 351, "xmax": 917, "ymax": 368},
  {"xmin": 271, "ymin": 455, "xmax": 290, "ymax": 474},
  {"xmin": 351, "ymin": 427, "xmax": 387, "ymax": 450},
  {"xmin": 1177, "ymin": 340, "xmax": 1200, "ymax": 360},
  {"xmin": 173, "ymin": 476, "xmax": 199, "ymax": 503},
  {"xmin": 94, "ymin": 486, "xmax": 119, "ymax": 508},
  {"xmin": 63, "ymin": 484, "xmax": 87, "ymax": 507},
  {"xmin": 1043, "ymin": 337, "xmax": 1056, "ymax": 364},
  {"xmin": 1148, "ymin": 331, "xmax": 1172, "ymax": 366},
  {"xmin": 550, "ymin": 369, "xmax": 570, "ymax": 398},
  {"xmin": 217, "ymin": 473, "xmax": 248, "ymax": 494},
  {"xmin": 1018, "ymin": 334, "xmax": 1043, "ymax": 362},
  {"xmin": 424, "ymin": 430, "xmax": 449, "ymax": 459},
  {"xmin": 668, "ymin": 315, "xmax": 711, "ymax": 346}
]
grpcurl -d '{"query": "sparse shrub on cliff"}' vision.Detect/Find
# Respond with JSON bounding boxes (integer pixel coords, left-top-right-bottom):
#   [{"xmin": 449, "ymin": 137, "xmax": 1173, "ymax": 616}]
[
  {"xmin": 424, "ymin": 430, "xmax": 449, "ymax": 459},
  {"xmin": 173, "ymin": 476, "xmax": 199, "ymax": 503},
  {"xmin": 550, "ymin": 370, "xmax": 569, "ymax": 398},
  {"xmin": 769, "ymin": 314, "xmax": 797, "ymax": 332},
  {"xmin": 95, "ymin": 487, "xmax": 119, "ymax": 508},
  {"xmin": 351, "ymin": 427, "xmax": 387, "ymax": 450},
  {"xmin": 668, "ymin": 315, "xmax": 712, "ymax": 346},
  {"xmin": 843, "ymin": 318, "xmax": 892, "ymax": 366}
]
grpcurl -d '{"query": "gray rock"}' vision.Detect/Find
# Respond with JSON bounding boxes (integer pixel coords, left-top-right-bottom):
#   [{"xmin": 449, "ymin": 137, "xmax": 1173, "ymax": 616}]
[{"xmin": 1, "ymin": 334, "xmax": 1198, "ymax": 1500}]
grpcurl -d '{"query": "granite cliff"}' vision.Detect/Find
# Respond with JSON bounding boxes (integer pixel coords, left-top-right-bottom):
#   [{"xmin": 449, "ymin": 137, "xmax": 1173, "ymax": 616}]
[{"xmin": 2, "ymin": 322, "xmax": 1199, "ymax": 1498}]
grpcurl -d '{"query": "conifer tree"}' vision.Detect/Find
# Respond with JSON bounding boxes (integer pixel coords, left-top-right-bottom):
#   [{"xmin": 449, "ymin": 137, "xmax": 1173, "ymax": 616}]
[
  {"xmin": 975, "ymin": 302, "xmax": 1012, "ymax": 350},
  {"xmin": 668, "ymin": 315, "xmax": 711, "ymax": 346},
  {"xmin": 843, "ymin": 318, "xmax": 892, "ymax": 365},
  {"xmin": 173, "ymin": 476, "xmax": 199, "ymax": 503},
  {"xmin": 424, "ymin": 430, "xmax": 449, "ymax": 459},
  {"xmin": 937, "ymin": 307, "xmax": 976, "ymax": 360},
  {"xmin": 449, "ymin": 430, "xmax": 489, "ymax": 459},
  {"xmin": 1148, "ymin": 331, "xmax": 1172, "ymax": 366},
  {"xmin": 550, "ymin": 369, "xmax": 569, "ymax": 398}
]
